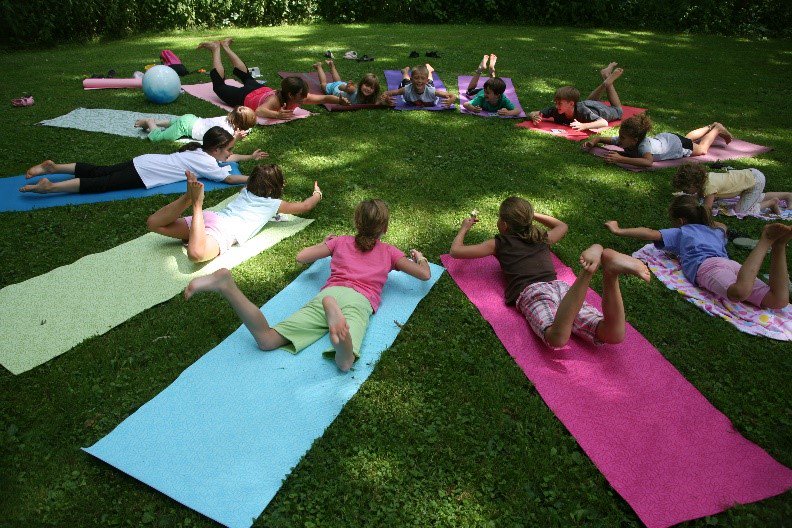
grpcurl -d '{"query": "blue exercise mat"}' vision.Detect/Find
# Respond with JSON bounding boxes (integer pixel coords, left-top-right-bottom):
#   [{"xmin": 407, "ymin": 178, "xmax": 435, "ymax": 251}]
[
  {"xmin": 84, "ymin": 257, "xmax": 444, "ymax": 528},
  {"xmin": 0, "ymin": 162, "xmax": 242, "ymax": 212}
]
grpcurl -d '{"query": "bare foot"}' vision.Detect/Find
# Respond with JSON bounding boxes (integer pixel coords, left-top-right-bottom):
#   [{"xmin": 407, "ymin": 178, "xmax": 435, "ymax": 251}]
[
  {"xmin": 713, "ymin": 122, "xmax": 733, "ymax": 144},
  {"xmin": 322, "ymin": 296, "xmax": 350, "ymax": 347},
  {"xmin": 312, "ymin": 61, "xmax": 322, "ymax": 70},
  {"xmin": 762, "ymin": 223, "xmax": 791, "ymax": 244},
  {"xmin": 20, "ymin": 177, "xmax": 54, "ymax": 193},
  {"xmin": 188, "ymin": 178, "xmax": 204, "ymax": 207},
  {"xmin": 220, "ymin": 37, "xmax": 234, "ymax": 47},
  {"xmin": 488, "ymin": 54, "xmax": 498, "ymax": 76},
  {"xmin": 603, "ymin": 67, "xmax": 623, "ymax": 86},
  {"xmin": 579, "ymin": 244, "xmax": 604, "ymax": 273},
  {"xmin": 600, "ymin": 62, "xmax": 618, "ymax": 79},
  {"xmin": 477, "ymin": 55, "xmax": 488, "ymax": 72},
  {"xmin": 197, "ymin": 40, "xmax": 220, "ymax": 51},
  {"xmin": 184, "ymin": 268, "xmax": 233, "ymax": 300},
  {"xmin": 325, "ymin": 59, "xmax": 335, "ymax": 67},
  {"xmin": 26, "ymin": 160, "xmax": 56, "ymax": 179},
  {"xmin": 134, "ymin": 119, "xmax": 145, "ymax": 129},
  {"xmin": 426, "ymin": 63, "xmax": 435, "ymax": 76},
  {"xmin": 401, "ymin": 66, "xmax": 410, "ymax": 76},
  {"xmin": 766, "ymin": 197, "xmax": 782, "ymax": 216},
  {"xmin": 602, "ymin": 248, "xmax": 651, "ymax": 282}
]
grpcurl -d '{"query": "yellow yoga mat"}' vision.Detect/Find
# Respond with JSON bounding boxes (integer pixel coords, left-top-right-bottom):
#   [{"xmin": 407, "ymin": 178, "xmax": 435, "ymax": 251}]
[{"xmin": 0, "ymin": 197, "xmax": 313, "ymax": 374}]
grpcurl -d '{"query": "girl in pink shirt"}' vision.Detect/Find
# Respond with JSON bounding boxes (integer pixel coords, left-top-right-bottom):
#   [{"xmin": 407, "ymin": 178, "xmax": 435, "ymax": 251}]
[
  {"xmin": 199, "ymin": 38, "xmax": 348, "ymax": 120},
  {"xmin": 185, "ymin": 199, "xmax": 432, "ymax": 371}
]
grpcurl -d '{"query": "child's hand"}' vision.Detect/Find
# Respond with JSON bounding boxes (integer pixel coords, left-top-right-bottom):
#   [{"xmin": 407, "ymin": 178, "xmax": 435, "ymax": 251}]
[
  {"xmin": 410, "ymin": 249, "xmax": 426, "ymax": 263},
  {"xmin": 313, "ymin": 181, "xmax": 322, "ymax": 195},
  {"xmin": 496, "ymin": 108, "xmax": 509, "ymax": 115},
  {"xmin": 277, "ymin": 106, "xmax": 295, "ymax": 120},
  {"xmin": 234, "ymin": 129, "xmax": 250, "ymax": 140},
  {"xmin": 251, "ymin": 149, "xmax": 269, "ymax": 160},
  {"xmin": 380, "ymin": 94, "xmax": 395, "ymax": 107},
  {"xmin": 460, "ymin": 216, "xmax": 478, "ymax": 231},
  {"xmin": 338, "ymin": 96, "xmax": 350, "ymax": 106},
  {"xmin": 570, "ymin": 120, "xmax": 586, "ymax": 131},
  {"xmin": 582, "ymin": 140, "xmax": 595, "ymax": 150},
  {"xmin": 469, "ymin": 105, "xmax": 482, "ymax": 113},
  {"xmin": 529, "ymin": 111, "xmax": 542, "ymax": 124},
  {"xmin": 603, "ymin": 220, "xmax": 620, "ymax": 234},
  {"xmin": 604, "ymin": 152, "xmax": 623, "ymax": 164},
  {"xmin": 442, "ymin": 93, "xmax": 456, "ymax": 106}
]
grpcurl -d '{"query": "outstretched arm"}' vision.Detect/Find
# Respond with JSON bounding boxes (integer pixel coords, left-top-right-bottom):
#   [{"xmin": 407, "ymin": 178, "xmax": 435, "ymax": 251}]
[
  {"xmin": 278, "ymin": 181, "xmax": 323, "ymax": 215},
  {"xmin": 604, "ymin": 220, "xmax": 662, "ymax": 241},
  {"xmin": 223, "ymin": 174, "xmax": 249, "ymax": 184},
  {"xmin": 304, "ymin": 93, "xmax": 348, "ymax": 105},
  {"xmin": 449, "ymin": 217, "xmax": 497, "ymax": 258},
  {"xmin": 227, "ymin": 149, "xmax": 268, "ymax": 162},
  {"xmin": 296, "ymin": 236, "xmax": 333, "ymax": 264},
  {"xmin": 571, "ymin": 118, "xmax": 608, "ymax": 131},
  {"xmin": 604, "ymin": 151, "xmax": 654, "ymax": 167}
]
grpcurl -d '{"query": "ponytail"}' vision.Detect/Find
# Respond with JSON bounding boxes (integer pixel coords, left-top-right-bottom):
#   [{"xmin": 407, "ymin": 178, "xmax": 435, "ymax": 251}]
[
  {"xmin": 499, "ymin": 196, "xmax": 548, "ymax": 244},
  {"xmin": 354, "ymin": 199, "xmax": 389, "ymax": 252}
]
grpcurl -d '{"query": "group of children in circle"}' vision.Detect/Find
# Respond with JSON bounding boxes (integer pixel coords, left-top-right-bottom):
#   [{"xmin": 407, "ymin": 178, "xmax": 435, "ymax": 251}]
[{"xmin": 17, "ymin": 38, "xmax": 792, "ymax": 370}]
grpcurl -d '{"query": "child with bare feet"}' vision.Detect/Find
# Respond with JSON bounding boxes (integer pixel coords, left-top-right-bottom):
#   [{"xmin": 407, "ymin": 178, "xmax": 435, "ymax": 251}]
[
  {"xmin": 21, "ymin": 127, "xmax": 248, "ymax": 195},
  {"xmin": 135, "ymin": 106, "xmax": 258, "ymax": 143},
  {"xmin": 671, "ymin": 162, "xmax": 790, "ymax": 215},
  {"xmin": 462, "ymin": 54, "xmax": 520, "ymax": 116},
  {"xmin": 147, "ymin": 165, "xmax": 322, "ymax": 262},
  {"xmin": 450, "ymin": 197, "xmax": 650, "ymax": 348},
  {"xmin": 312, "ymin": 60, "xmax": 387, "ymax": 105},
  {"xmin": 198, "ymin": 38, "xmax": 348, "ymax": 120},
  {"xmin": 606, "ymin": 194, "xmax": 791, "ymax": 309},
  {"xmin": 184, "ymin": 199, "xmax": 432, "ymax": 371},
  {"xmin": 583, "ymin": 114, "xmax": 734, "ymax": 168},
  {"xmin": 382, "ymin": 64, "xmax": 456, "ymax": 107},
  {"xmin": 528, "ymin": 62, "xmax": 624, "ymax": 131}
]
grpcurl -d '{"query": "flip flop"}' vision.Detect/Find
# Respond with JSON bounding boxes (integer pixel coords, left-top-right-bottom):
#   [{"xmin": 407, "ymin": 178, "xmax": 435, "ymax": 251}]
[
  {"xmin": 324, "ymin": 50, "xmax": 334, "ymax": 59},
  {"xmin": 409, "ymin": 51, "xmax": 420, "ymax": 58},
  {"xmin": 356, "ymin": 55, "xmax": 374, "ymax": 62},
  {"xmin": 426, "ymin": 51, "xmax": 441, "ymax": 58},
  {"xmin": 11, "ymin": 94, "xmax": 34, "ymax": 107},
  {"xmin": 343, "ymin": 51, "xmax": 358, "ymax": 60}
]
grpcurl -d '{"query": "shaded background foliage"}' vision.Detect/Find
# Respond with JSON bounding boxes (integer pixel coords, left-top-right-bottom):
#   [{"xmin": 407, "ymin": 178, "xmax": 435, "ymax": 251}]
[{"xmin": 1, "ymin": 0, "xmax": 790, "ymax": 47}]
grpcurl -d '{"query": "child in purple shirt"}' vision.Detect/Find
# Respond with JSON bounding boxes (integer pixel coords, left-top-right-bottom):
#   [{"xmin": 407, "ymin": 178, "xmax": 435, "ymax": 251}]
[
  {"xmin": 606, "ymin": 195, "xmax": 791, "ymax": 309},
  {"xmin": 185, "ymin": 199, "xmax": 432, "ymax": 371}
]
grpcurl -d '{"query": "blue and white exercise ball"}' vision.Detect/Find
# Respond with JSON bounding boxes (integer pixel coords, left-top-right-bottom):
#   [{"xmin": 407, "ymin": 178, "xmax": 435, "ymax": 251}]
[{"xmin": 142, "ymin": 65, "xmax": 181, "ymax": 104}]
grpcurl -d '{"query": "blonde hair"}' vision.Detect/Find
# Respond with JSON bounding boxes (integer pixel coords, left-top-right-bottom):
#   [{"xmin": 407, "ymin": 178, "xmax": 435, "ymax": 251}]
[
  {"xmin": 354, "ymin": 199, "xmax": 389, "ymax": 252},
  {"xmin": 227, "ymin": 106, "xmax": 256, "ymax": 131},
  {"xmin": 499, "ymin": 197, "xmax": 548, "ymax": 244},
  {"xmin": 411, "ymin": 65, "xmax": 430, "ymax": 78}
]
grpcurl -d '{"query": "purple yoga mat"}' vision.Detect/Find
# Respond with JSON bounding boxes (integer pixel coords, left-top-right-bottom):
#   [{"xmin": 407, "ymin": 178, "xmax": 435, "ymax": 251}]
[
  {"xmin": 441, "ymin": 253, "xmax": 792, "ymax": 528},
  {"xmin": 457, "ymin": 76, "xmax": 526, "ymax": 118},
  {"xmin": 181, "ymin": 82, "xmax": 310, "ymax": 125},
  {"xmin": 384, "ymin": 70, "xmax": 456, "ymax": 111},
  {"xmin": 588, "ymin": 139, "xmax": 773, "ymax": 171}
]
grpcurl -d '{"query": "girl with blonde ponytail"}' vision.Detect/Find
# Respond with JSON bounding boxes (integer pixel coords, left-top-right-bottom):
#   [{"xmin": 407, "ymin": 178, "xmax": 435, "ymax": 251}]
[
  {"xmin": 606, "ymin": 195, "xmax": 791, "ymax": 309},
  {"xmin": 450, "ymin": 197, "xmax": 650, "ymax": 348}
]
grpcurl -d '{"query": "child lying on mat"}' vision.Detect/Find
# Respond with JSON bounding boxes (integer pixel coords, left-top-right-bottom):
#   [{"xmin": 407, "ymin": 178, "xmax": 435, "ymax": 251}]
[
  {"xmin": 135, "ymin": 106, "xmax": 257, "ymax": 143},
  {"xmin": 383, "ymin": 64, "xmax": 455, "ymax": 107},
  {"xmin": 450, "ymin": 197, "xmax": 650, "ymax": 348},
  {"xmin": 147, "ymin": 164, "xmax": 321, "ymax": 262},
  {"xmin": 672, "ymin": 163, "xmax": 790, "ymax": 215},
  {"xmin": 312, "ymin": 60, "xmax": 389, "ymax": 105},
  {"xmin": 462, "ymin": 54, "xmax": 520, "ymax": 116},
  {"xmin": 583, "ymin": 114, "xmax": 733, "ymax": 168},
  {"xmin": 606, "ymin": 195, "xmax": 791, "ymax": 309},
  {"xmin": 185, "ymin": 199, "xmax": 432, "ymax": 371},
  {"xmin": 527, "ymin": 62, "xmax": 624, "ymax": 131},
  {"xmin": 20, "ymin": 127, "xmax": 257, "ymax": 194},
  {"xmin": 199, "ymin": 38, "xmax": 348, "ymax": 120}
]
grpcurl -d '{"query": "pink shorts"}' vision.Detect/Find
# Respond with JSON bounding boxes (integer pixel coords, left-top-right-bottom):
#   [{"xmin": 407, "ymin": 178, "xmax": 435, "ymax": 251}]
[
  {"xmin": 516, "ymin": 280, "xmax": 603, "ymax": 346},
  {"xmin": 696, "ymin": 257, "xmax": 770, "ymax": 307},
  {"xmin": 183, "ymin": 211, "xmax": 234, "ymax": 254}
]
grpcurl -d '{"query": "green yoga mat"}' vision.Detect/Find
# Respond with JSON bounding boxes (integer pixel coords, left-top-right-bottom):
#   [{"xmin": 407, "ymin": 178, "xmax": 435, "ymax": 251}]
[{"xmin": 0, "ymin": 197, "xmax": 313, "ymax": 375}]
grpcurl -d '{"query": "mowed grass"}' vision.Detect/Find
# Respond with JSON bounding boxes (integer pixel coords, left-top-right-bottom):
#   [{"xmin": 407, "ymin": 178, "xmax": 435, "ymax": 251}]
[{"xmin": 0, "ymin": 24, "xmax": 790, "ymax": 527}]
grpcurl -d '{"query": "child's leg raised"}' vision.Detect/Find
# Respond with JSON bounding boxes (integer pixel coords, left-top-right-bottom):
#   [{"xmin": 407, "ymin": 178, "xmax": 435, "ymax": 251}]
[
  {"xmin": 313, "ymin": 61, "xmax": 328, "ymax": 91},
  {"xmin": 198, "ymin": 40, "xmax": 225, "ymax": 78},
  {"xmin": 326, "ymin": 59, "xmax": 342, "ymax": 82},
  {"xmin": 146, "ymin": 185, "xmax": 192, "ymax": 238},
  {"xmin": 588, "ymin": 66, "xmax": 623, "ymax": 109},
  {"xmin": 488, "ymin": 53, "xmax": 497, "ymax": 77},
  {"xmin": 219, "ymin": 37, "xmax": 249, "ymax": 73},
  {"xmin": 595, "ymin": 248, "xmax": 651, "ymax": 344},
  {"xmin": 466, "ymin": 55, "xmax": 488, "ymax": 94},
  {"xmin": 726, "ymin": 223, "xmax": 785, "ymax": 304},
  {"xmin": 184, "ymin": 178, "xmax": 220, "ymax": 262},
  {"xmin": 688, "ymin": 122, "xmax": 732, "ymax": 154},
  {"xmin": 760, "ymin": 224, "xmax": 792, "ymax": 309},
  {"xmin": 544, "ymin": 244, "xmax": 602, "ymax": 348},
  {"xmin": 322, "ymin": 296, "xmax": 354, "ymax": 372},
  {"xmin": 185, "ymin": 269, "xmax": 289, "ymax": 350}
]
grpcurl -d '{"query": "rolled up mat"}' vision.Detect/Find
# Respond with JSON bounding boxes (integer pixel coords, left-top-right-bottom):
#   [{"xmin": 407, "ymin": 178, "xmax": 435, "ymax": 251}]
[
  {"xmin": 441, "ymin": 252, "xmax": 792, "ymax": 528},
  {"xmin": 515, "ymin": 104, "xmax": 646, "ymax": 141},
  {"xmin": 83, "ymin": 78, "xmax": 143, "ymax": 90},
  {"xmin": 84, "ymin": 257, "xmax": 444, "ymax": 528}
]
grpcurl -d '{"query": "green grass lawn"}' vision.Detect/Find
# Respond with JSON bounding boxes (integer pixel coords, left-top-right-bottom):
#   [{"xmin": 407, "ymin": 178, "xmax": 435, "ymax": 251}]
[{"xmin": 0, "ymin": 23, "xmax": 790, "ymax": 527}]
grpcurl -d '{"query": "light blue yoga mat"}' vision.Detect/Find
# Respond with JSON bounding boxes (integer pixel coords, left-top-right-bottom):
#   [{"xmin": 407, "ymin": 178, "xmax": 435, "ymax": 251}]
[
  {"xmin": 0, "ymin": 162, "xmax": 242, "ymax": 212},
  {"xmin": 84, "ymin": 257, "xmax": 444, "ymax": 528}
]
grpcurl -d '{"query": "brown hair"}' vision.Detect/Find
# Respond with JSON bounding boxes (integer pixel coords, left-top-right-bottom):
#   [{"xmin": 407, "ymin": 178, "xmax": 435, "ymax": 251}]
[
  {"xmin": 668, "ymin": 194, "xmax": 714, "ymax": 227},
  {"xmin": 179, "ymin": 126, "xmax": 234, "ymax": 153},
  {"xmin": 279, "ymin": 76, "xmax": 309, "ymax": 103},
  {"xmin": 499, "ymin": 196, "xmax": 548, "ymax": 244},
  {"xmin": 356, "ymin": 73, "xmax": 381, "ymax": 104},
  {"xmin": 554, "ymin": 86, "xmax": 580, "ymax": 104},
  {"xmin": 619, "ymin": 113, "xmax": 652, "ymax": 144},
  {"xmin": 354, "ymin": 199, "xmax": 390, "ymax": 252},
  {"xmin": 484, "ymin": 77, "xmax": 507, "ymax": 96},
  {"xmin": 246, "ymin": 164, "xmax": 284, "ymax": 198},
  {"xmin": 672, "ymin": 163, "xmax": 707, "ymax": 196},
  {"xmin": 227, "ymin": 106, "xmax": 257, "ymax": 131}
]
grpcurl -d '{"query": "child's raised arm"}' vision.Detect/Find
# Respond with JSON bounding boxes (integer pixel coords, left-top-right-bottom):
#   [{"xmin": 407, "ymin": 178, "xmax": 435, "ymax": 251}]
[
  {"xmin": 532, "ymin": 213, "xmax": 568, "ymax": 245},
  {"xmin": 395, "ymin": 249, "xmax": 432, "ymax": 281},
  {"xmin": 449, "ymin": 216, "xmax": 497, "ymax": 258},
  {"xmin": 604, "ymin": 220, "xmax": 662, "ymax": 241},
  {"xmin": 278, "ymin": 181, "xmax": 323, "ymax": 215}
]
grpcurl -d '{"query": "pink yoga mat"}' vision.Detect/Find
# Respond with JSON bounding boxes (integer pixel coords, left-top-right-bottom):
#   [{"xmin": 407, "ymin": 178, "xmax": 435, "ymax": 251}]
[
  {"xmin": 181, "ymin": 81, "xmax": 310, "ymax": 125},
  {"xmin": 441, "ymin": 253, "xmax": 792, "ymax": 528},
  {"xmin": 277, "ymin": 71, "xmax": 388, "ymax": 111},
  {"xmin": 82, "ymin": 78, "xmax": 143, "ymax": 90},
  {"xmin": 457, "ymin": 76, "xmax": 526, "ymax": 118},
  {"xmin": 516, "ymin": 104, "xmax": 646, "ymax": 141},
  {"xmin": 588, "ymin": 139, "xmax": 773, "ymax": 171}
]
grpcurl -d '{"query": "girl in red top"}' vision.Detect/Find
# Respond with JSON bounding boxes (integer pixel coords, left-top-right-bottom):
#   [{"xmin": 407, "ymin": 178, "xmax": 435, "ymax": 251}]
[{"xmin": 199, "ymin": 38, "xmax": 348, "ymax": 120}]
